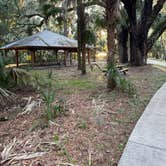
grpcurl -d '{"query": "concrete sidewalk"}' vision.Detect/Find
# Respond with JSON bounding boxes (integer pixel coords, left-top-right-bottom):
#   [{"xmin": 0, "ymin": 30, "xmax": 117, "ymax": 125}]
[
  {"xmin": 119, "ymin": 82, "xmax": 166, "ymax": 166},
  {"xmin": 147, "ymin": 59, "xmax": 166, "ymax": 67}
]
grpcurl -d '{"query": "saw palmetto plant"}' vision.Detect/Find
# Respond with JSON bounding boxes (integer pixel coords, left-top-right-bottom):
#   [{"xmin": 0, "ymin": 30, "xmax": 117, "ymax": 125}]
[{"xmin": 0, "ymin": 54, "xmax": 32, "ymax": 107}]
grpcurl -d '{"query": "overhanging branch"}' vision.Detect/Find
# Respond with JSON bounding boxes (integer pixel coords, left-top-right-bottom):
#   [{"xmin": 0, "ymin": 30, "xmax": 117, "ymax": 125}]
[
  {"xmin": 147, "ymin": 0, "xmax": 166, "ymax": 29},
  {"xmin": 147, "ymin": 15, "xmax": 166, "ymax": 52}
]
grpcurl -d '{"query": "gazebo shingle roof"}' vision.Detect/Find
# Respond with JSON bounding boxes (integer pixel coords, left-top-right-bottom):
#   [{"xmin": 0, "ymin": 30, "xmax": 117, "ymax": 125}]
[{"xmin": 1, "ymin": 30, "xmax": 78, "ymax": 50}]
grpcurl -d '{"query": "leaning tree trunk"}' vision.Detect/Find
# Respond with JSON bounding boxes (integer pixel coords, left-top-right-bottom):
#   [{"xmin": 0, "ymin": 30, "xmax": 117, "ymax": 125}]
[{"xmin": 118, "ymin": 25, "xmax": 128, "ymax": 63}]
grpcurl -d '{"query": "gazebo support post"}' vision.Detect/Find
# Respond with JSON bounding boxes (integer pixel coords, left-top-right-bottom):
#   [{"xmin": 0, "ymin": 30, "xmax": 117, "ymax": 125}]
[
  {"xmin": 31, "ymin": 50, "xmax": 36, "ymax": 65},
  {"xmin": 69, "ymin": 52, "xmax": 72, "ymax": 65},
  {"xmin": 15, "ymin": 50, "xmax": 19, "ymax": 67},
  {"xmin": 54, "ymin": 50, "xmax": 59, "ymax": 64},
  {"xmin": 4, "ymin": 50, "xmax": 8, "ymax": 57},
  {"xmin": 93, "ymin": 49, "xmax": 96, "ymax": 62},
  {"xmin": 64, "ymin": 50, "xmax": 68, "ymax": 66},
  {"xmin": 87, "ymin": 49, "xmax": 91, "ymax": 65}
]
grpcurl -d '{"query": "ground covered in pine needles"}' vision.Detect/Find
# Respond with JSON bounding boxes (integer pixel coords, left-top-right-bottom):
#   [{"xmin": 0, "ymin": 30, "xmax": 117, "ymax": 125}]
[{"xmin": 0, "ymin": 64, "xmax": 166, "ymax": 166}]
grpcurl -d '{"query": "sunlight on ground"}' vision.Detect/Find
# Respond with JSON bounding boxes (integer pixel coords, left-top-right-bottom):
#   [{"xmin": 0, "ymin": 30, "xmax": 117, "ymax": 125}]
[
  {"xmin": 153, "ymin": 65, "xmax": 166, "ymax": 72},
  {"xmin": 96, "ymin": 52, "xmax": 107, "ymax": 61}
]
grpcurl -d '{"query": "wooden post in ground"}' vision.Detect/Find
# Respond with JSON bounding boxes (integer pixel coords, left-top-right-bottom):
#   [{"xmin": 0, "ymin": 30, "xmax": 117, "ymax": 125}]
[
  {"xmin": 15, "ymin": 50, "xmax": 19, "ymax": 67},
  {"xmin": 54, "ymin": 50, "xmax": 58, "ymax": 64},
  {"xmin": 64, "ymin": 50, "xmax": 68, "ymax": 66},
  {"xmin": 4, "ymin": 50, "xmax": 8, "ymax": 57},
  {"xmin": 93, "ymin": 49, "xmax": 96, "ymax": 62},
  {"xmin": 31, "ymin": 50, "xmax": 35, "ymax": 66},
  {"xmin": 87, "ymin": 49, "xmax": 91, "ymax": 65},
  {"xmin": 69, "ymin": 52, "xmax": 72, "ymax": 65}
]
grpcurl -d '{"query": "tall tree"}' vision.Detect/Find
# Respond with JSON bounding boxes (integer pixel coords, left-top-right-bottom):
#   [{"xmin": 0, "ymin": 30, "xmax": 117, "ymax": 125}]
[
  {"xmin": 77, "ymin": 0, "xmax": 86, "ymax": 74},
  {"xmin": 120, "ymin": 0, "xmax": 166, "ymax": 66},
  {"xmin": 106, "ymin": 0, "xmax": 119, "ymax": 64},
  {"xmin": 105, "ymin": 0, "xmax": 119, "ymax": 89}
]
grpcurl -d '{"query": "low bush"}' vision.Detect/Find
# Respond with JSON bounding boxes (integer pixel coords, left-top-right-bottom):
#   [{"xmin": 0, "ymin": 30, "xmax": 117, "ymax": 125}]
[
  {"xmin": 34, "ymin": 70, "xmax": 67, "ymax": 121},
  {"xmin": 107, "ymin": 62, "xmax": 137, "ymax": 96}
]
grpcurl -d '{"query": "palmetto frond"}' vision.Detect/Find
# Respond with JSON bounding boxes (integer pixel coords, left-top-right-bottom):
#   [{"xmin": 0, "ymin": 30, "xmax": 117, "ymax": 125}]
[
  {"xmin": 0, "ymin": 88, "xmax": 15, "ymax": 107},
  {"xmin": 10, "ymin": 68, "xmax": 31, "ymax": 87}
]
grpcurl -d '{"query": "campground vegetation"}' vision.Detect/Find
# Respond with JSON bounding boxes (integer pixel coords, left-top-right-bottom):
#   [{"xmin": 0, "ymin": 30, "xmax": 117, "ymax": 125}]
[{"xmin": 0, "ymin": 0, "xmax": 166, "ymax": 165}]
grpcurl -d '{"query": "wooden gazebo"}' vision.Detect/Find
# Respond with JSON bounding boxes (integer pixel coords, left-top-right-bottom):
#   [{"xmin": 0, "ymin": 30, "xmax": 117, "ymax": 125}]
[{"xmin": 0, "ymin": 30, "xmax": 93, "ymax": 67}]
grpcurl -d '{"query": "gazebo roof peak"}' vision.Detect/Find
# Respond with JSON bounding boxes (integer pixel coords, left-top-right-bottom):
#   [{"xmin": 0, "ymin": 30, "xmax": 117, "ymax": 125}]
[{"xmin": 1, "ymin": 30, "xmax": 78, "ymax": 50}]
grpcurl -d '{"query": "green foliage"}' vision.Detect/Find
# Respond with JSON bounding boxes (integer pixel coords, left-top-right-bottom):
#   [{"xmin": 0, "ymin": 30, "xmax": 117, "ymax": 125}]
[
  {"xmin": 0, "ymin": 54, "xmax": 32, "ymax": 88},
  {"xmin": 85, "ymin": 29, "xmax": 96, "ymax": 45},
  {"xmin": 10, "ymin": 68, "xmax": 32, "ymax": 87},
  {"xmin": 67, "ymin": 79, "xmax": 95, "ymax": 89},
  {"xmin": 107, "ymin": 62, "xmax": 120, "ymax": 89},
  {"xmin": 116, "ymin": 77, "xmax": 137, "ymax": 96},
  {"xmin": 34, "ymin": 71, "xmax": 67, "ymax": 120},
  {"xmin": 77, "ymin": 119, "xmax": 87, "ymax": 129},
  {"xmin": 53, "ymin": 133, "xmax": 72, "ymax": 162},
  {"xmin": 42, "ymin": 4, "xmax": 62, "ymax": 17},
  {"xmin": 0, "ymin": 88, "xmax": 15, "ymax": 107},
  {"xmin": 0, "ymin": 54, "xmax": 34, "ymax": 107},
  {"xmin": 107, "ymin": 63, "xmax": 137, "ymax": 96},
  {"xmin": 151, "ymin": 39, "xmax": 165, "ymax": 59},
  {"xmin": 0, "ymin": 55, "xmax": 10, "ymax": 87},
  {"xmin": 118, "ymin": 143, "xmax": 125, "ymax": 152}
]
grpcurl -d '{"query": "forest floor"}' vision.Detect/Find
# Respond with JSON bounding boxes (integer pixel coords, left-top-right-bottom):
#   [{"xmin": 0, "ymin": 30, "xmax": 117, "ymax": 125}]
[{"xmin": 0, "ymin": 63, "xmax": 166, "ymax": 166}]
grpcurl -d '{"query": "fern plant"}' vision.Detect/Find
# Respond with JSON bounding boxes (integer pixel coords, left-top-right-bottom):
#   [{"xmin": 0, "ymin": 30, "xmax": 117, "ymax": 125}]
[{"xmin": 0, "ymin": 88, "xmax": 16, "ymax": 106}]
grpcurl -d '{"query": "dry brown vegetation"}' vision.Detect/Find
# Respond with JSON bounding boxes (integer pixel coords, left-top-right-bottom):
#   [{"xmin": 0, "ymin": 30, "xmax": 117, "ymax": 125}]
[{"xmin": 0, "ymin": 64, "xmax": 166, "ymax": 166}]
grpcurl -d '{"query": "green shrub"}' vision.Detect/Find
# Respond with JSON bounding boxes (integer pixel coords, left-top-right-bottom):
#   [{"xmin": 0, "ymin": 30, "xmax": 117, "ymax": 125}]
[
  {"xmin": 107, "ymin": 62, "xmax": 137, "ymax": 96},
  {"xmin": 0, "ymin": 55, "xmax": 32, "ymax": 107},
  {"xmin": 34, "ymin": 71, "xmax": 67, "ymax": 120}
]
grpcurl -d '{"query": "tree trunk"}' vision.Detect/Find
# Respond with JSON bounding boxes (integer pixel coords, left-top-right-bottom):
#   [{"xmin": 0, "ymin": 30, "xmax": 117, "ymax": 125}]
[
  {"xmin": 106, "ymin": 1, "xmax": 117, "ymax": 65},
  {"xmin": 121, "ymin": 0, "xmax": 166, "ymax": 66},
  {"xmin": 147, "ymin": 15, "xmax": 166, "ymax": 52},
  {"xmin": 63, "ymin": 0, "xmax": 68, "ymax": 36},
  {"xmin": 106, "ymin": 0, "xmax": 118, "ymax": 89},
  {"xmin": 77, "ymin": 0, "xmax": 86, "ymax": 74},
  {"xmin": 125, "ymin": 1, "xmax": 143, "ymax": 66},
  {"xmin": 77, "ymin": 50, "xmax": 82, "ymax": 70},
  {"xmin": 118, "ymin": 26, "xmax": 128, "ymax": 63},
  {"xmin": 81, "ymin": 45, "xmax": 86, "ymax": 74}
]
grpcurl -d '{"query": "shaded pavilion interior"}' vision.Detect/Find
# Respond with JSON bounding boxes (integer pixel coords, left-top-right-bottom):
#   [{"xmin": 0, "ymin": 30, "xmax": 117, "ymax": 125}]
[{"xmin": 0, "ymin": 30, "xmax": 94, "ymax": 67}]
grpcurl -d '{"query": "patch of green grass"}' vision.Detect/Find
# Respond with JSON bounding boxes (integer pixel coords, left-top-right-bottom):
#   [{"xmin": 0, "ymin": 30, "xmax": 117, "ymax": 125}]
[
  {"xmin": 118, "ymin": 143, "xmax": 125, "ymax": 152},
  {"xmin": 117, "ymin": 108, "xmax": 126, "ymax": 113},
  {"xmin": 77, "ymin": 119, "xmax": 87, "ymax": 129},
  {"xmin": 31, "ymin": 70, "xmax": 97, "ymax": 90},
  {"xmin": 66, "ymin": 79, "xmax": 95, "ymax": 89}
]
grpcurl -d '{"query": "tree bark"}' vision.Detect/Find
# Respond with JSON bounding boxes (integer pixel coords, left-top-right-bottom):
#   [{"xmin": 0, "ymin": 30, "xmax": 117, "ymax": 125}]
[
  {"xmin": 137, "ymin": 0, "xmax": 152, "ymax": 64},
  {"xmin": 128, "ymin": 1, "xmax": 143, "ymax": 66},
  {"xmin": 118, "ymin": 25, "xmax": 128, "ymax": 63},
  {"xmin": 147, "ymin": 15, "xmax": 166, "ymax": 52},
  {"xmin": 77, "ymin": 0, "xmax": 86, "ymax": 74},
  {"xmin": 63, "ymin": 0, "xmax": 68, "ymax": 36},
  {"xmin": 106, "ymin": 0, "xmax": 117, "ymax": 65},
  {"xmin": 106, "ymin": 0, "xmax": 119, "ymax": 89}
]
